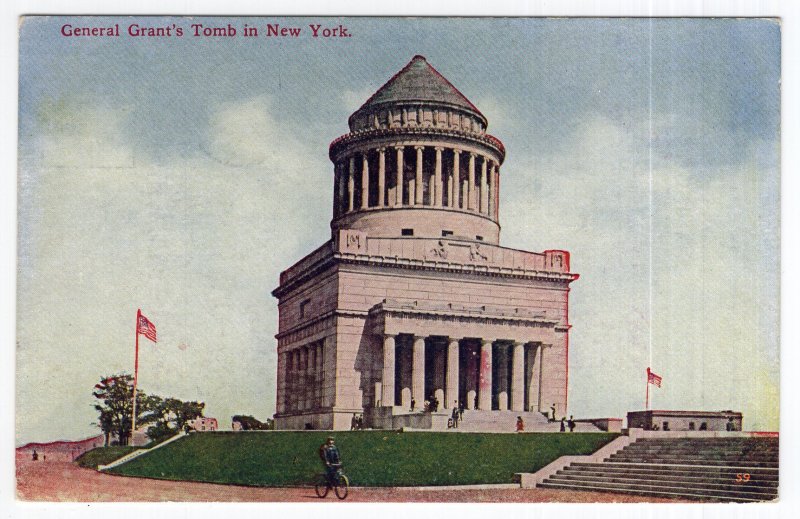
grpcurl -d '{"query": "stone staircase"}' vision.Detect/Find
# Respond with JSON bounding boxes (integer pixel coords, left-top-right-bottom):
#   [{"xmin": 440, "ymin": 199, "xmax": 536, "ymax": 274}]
[
  {"xmin": 97, "ymin": 431, "xmax": 188, "ymax": 471},
  {"xmin": 538, "ymin": 437, "xmax": 779, "ymax": 502},
  {"xmin": 457, "ymin": 410, "xmax": 602, "ymax": 433}
]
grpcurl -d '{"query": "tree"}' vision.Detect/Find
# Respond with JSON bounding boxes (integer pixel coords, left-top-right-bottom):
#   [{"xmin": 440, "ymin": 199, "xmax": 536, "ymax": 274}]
[
  {"xmin": 232, "ymin": 415, "xmax": 273, "ymax": 430},
  {"xmin": 92, "ymin": 374, "xmax": 152, "ymax": 446},
  {"xmin": 93, "ymin": 375, "xmax": 206, "ymax": 444},
  {"xmin": 145, "ymin": 397, "xmax": 205, "ymax": 441}
]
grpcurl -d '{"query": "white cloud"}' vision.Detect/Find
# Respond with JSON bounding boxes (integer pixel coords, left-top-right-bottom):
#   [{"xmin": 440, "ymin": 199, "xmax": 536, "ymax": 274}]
[
  {"xmin": 36, "ymin": 99, "xmax": 135, "ymax": 169},
  {"xmin": 17, "ymin": 95, "xmax": 334, "ymax": 444},
  {"xmin": 340, "ymin": 87, "xmax": 376, "ymax": 113},
  {"xmin": 501, "ymin": 114, "xmax": 779, "ymax": 429}
]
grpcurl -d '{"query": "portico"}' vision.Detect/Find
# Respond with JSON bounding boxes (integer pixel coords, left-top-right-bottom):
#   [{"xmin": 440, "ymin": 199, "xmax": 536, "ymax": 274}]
[{"xmin": 371, "ymin": 300, "xmax": 562, "ymax": 414}]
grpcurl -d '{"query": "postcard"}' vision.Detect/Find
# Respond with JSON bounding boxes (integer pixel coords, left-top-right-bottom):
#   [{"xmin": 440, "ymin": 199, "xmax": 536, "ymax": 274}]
[{"xmin": 15, "ymin": 15, "xmax": 780, "ymax": 504}]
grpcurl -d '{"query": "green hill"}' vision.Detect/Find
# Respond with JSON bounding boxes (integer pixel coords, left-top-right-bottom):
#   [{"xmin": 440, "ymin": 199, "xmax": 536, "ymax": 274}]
[{"xmin": 106, "ymin": 431, "xmax": 616, "ymax": 487}]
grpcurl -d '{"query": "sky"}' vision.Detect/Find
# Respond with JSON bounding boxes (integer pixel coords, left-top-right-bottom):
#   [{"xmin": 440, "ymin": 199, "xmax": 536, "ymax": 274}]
[{"xmin": 15, "ymin": 16, "xmax": 780, "ymax": 444}]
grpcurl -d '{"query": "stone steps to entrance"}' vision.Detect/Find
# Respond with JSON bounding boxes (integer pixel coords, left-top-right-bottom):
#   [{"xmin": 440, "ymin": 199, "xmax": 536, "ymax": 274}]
[
  {"xmin": 454, "ymin": 409, "xmax": 601, "ymax": 433},
  {"xmin": 604, "ymin": 456, "xmax": 778, "ymax": 468},
  {"xmin": 552, "ymin": 471, "xmax": 778, "ymax": 490},
  {"xmin": 537, "ymin": 480, "xmax": 774, "ymax": 503},
  {"xmin": 568, "ymin": 462, "xmax": 779, "ymax": 479},
  {"xmin": 536, "ymin": 436, "xmax": 779, "ymax": 502}
]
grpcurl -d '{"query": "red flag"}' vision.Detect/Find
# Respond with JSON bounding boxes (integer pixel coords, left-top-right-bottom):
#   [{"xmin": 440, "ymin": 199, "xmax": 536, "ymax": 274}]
[
  {"xmin": 647, "ymin": 368, "xmax": 662, "ymax": 388},
  {"xmin": 137, "ymin": 312, "xmax": 157, "ymax": 343}
]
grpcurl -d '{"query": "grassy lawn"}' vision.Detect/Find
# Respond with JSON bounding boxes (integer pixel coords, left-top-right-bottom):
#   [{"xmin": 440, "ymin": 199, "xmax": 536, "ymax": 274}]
[
  {"xmin": 108, "ymin": 431, "xmax": 616, "ymax": 487},
  {"xmin": 75, "ymin": 446, "xmax": 139, "ymax": 469}
]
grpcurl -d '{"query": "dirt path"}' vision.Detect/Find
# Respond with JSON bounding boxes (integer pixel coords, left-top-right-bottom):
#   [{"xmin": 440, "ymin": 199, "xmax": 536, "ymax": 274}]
[{"xmin": 16, "ymin": 460, "xmax": 683, "ymax": 503}]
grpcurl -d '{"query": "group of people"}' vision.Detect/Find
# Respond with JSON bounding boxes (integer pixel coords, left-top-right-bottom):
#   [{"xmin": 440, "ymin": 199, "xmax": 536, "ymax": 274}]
[
  {"xmin": 411, "ymin": 394, "xmax": 443, "ymax": 413},
  {"xmin": 350, "ymin": 413, "xmax": 365, "ymax": 430},
  {"xmin": 447, "ymin": 401, "xmax": 466, "ymax": 428},
  {"xmin": 559, "ymin": 416, "xmax": 577, "ymax": 432}
]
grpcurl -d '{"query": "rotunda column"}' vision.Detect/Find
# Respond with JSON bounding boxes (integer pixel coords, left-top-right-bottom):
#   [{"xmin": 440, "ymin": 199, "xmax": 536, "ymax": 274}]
[
  {"xmin": 415, "ymin": 146, "xmax": 424, "ymax": 205},
  {"xmin": 361, "ymin": 153, "xmax": 369, "ymax": 209},
  {"xmin": 452, "ymin": 149, "xmax": 461, "ymax": 209},
  {"xmin": 480, "ymin": 156, "xmax": 489, "ymax": 214},
  {"xmin": 348, "ymin": 156, "xmax": 355, "ymax": 212},
  {"xmin": 395, "ymin": 146, "xmax": 404, "ymax": 207},
  {"xmin": 378, "ymin": 148, "xmax": 386, "ymax": 207},
  {"xmin": 333, "ymin": 164, "xmax": 341, "ymax": 218},
  {"xmin": 488, "ymin": 161, "xmax": 495, "ymax": 218},
  {"xmin": 494, "ymin": 165, "xmax": 501, "ymax": 220},
  {"xmin": 468, "ymin": 153, "xmax": 476, "ymax": 211},
  {"xmin": 434, "ymin": 147, "xmax": 443, "ymax": 207}
]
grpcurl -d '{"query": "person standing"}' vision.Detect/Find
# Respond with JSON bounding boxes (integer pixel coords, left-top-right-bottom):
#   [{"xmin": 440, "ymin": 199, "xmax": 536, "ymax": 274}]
[
  {"xmin": 452, "ymin": 405, "xmax": 459, "ymax": 428},
  {"xmin": 516, "ymin": 416, "xmax": 524, "ymax": 432},
  {"xmin": 567, "ymin": 415, "xmax": 576, "ymax": 432},
  {"xmin": 560, "ymin": 417, "xmax": 566, "ymax": 432},
  {"xmin": 550, "ymin": 404, "xmax": 557, "ymax": 422}
]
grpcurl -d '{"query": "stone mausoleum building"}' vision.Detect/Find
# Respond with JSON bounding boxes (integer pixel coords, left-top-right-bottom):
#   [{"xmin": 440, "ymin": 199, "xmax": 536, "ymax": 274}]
[{"xmin": 273, "ymin": 56, "xmax": 580, "ymax": 431}]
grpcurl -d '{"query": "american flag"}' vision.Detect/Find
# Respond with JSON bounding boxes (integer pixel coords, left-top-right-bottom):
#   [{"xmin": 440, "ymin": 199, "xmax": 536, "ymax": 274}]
[
  {"xmin": 647, "ymin": 369, "xmax": 663, "ymax": 388},
  {"xmin": 137, "ymin": 313, "xmax": 158, "ymax": 343}
]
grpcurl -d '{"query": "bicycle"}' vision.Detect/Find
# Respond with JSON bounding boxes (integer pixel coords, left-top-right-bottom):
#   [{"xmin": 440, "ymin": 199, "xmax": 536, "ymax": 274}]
[{"xmin": 314, "ymin": 465, "xmax": 349, "ymax": 499}]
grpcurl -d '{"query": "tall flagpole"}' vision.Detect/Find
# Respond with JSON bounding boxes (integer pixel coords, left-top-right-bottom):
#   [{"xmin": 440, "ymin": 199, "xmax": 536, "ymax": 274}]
[
  {"xmin": 132, "ymin": 309, "xmax": 141, "ymax": 443},
  {"xmin": 645, "ymin": 367, "xmax": 650, "ymax": 410}
]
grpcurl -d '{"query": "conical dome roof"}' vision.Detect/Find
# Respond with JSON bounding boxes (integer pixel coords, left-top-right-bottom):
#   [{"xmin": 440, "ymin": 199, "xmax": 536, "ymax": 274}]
[{"xmin": 351, "ymin": 55, "xmax": 485, "ymax": 124}]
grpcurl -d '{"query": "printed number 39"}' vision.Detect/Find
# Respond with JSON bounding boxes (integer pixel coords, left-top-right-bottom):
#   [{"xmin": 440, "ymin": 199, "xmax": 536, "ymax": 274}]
[{"xmin": 735, "ymin": 473, "xmax": 751, "ymax": 483}]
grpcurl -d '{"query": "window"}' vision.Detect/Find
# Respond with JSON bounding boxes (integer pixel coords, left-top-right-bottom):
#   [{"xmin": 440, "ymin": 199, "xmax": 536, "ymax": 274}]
[
  {"xmin": 299, "ymin": 299, "xmax": 311, "ymax": 318},
  {"xmin": 475, "ymin": 235, "xmax": 484, "ymax": 241},
  {"xmin": 442, "ymin": 230, "xmax": 453, "ymax": 237},
  {"xmin": 401, "ymin": 228, "xmax": 414, "ymax": 236}
]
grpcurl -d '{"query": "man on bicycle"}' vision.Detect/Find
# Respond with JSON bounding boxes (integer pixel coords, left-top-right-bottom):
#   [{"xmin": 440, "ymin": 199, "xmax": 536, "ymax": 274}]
[{"xmin": 320, "ymin": 436, "xmax": 342, "ymax": 485}]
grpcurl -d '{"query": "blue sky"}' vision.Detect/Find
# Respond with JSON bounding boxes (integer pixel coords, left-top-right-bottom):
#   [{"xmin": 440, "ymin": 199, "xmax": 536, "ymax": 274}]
[{"xmin": 16, "ymin": 16, "xmax": 780, "ymax": 442}]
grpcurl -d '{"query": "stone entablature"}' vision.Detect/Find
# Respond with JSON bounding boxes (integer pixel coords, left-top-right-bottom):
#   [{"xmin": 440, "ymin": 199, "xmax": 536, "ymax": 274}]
[
  {"xmin": 336, "ymin": 229, "xmax": 575, "ymax": 277},
  {"xmin": 369, "ymin": 299, "xmax": 562, "ymax": 345},
  {"xmin": 274, "ymin": 231, "xmax": 577, "ymax": 298}
]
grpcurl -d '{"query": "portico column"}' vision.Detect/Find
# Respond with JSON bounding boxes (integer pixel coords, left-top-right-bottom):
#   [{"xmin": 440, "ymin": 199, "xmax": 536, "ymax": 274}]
[
  {"xmin": 480, "ymin": 156, "xmax": 488, "ymax": 214},
  {"xmin": 415, "ymin": 146, "xmax": 424, "ymax": 205},
  {"xmin": 511, "ymin": 341, "xmax": 525, "ymax": 412},
  {"xmin": 395, "ymin": 146, "xmax": 404, "ymax": 206},
  {"xmin": 412, "ymin": 336, "xmax": 426, "ymax": 405},
  {"xmin": 361, "ymin": 153, "xmax": 369, "ymax": 209},
  {"xmin": 378, "ymin": 148, "xmax": 386, "ymax": 207},
  {"xmin": 381, "ymin": 334, "xmax": 396, "ymax": 407},
  {"xmin": 347, "ymin": 156, "xmax": 355, "ymax": 211},
  {"xmin": 434, "ymin": 147, "xmax": 443, "ymax": 207},
  {"xmin": 452, "ymin": 149, "xmax": 461, "ymax": 209},
  {"xmin": 446, "ymin": 338, "xmax": 460, "ymax": 408},
  {"xmin": 468, "ymin": 153, "xmax": 476, "ymax": 211},
  {"xmin": 478, "ymin": 339, "xmax": 493, "ymax": 410}
]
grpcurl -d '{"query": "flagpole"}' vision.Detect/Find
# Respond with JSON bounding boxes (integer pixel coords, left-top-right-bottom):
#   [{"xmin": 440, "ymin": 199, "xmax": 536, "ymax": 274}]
[
  {"xmin": 132, "ymin": 309, "xmax": 140, "ymax": 443},
  {"xmin": 645, "ymin": 367, "xmax": 650, "ymax": 410}
]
